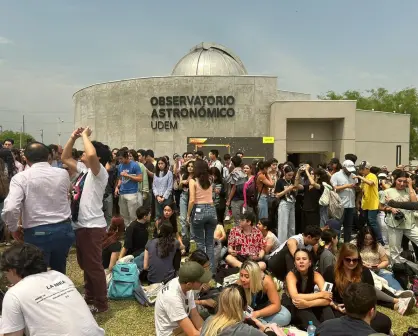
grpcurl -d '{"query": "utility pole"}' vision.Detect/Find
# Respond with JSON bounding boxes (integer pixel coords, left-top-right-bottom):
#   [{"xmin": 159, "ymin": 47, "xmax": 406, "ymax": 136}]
[
  {"xmin": 40, "ymin": 129, "xmax": 44, "ymax": 143},
  {"xmin": 0, "ymin": 125, "xmax": 2, "ymax": 133},
  {"xmin": 19, "ymin": 126, "xmax": 23, "ymax": 149},
  {"xmin": 22, "ymin": 115, "xmax": 25, "ymax": 134}
]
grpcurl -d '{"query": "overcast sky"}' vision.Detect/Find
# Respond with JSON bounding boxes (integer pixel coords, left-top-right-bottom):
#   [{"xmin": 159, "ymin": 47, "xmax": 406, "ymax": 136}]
[{"xmin": 1, "ymin": 0, "xmax": 417, "ymax": 145}]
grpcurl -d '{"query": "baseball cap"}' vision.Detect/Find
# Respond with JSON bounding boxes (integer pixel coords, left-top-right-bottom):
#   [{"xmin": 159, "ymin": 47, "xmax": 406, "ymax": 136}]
[
  {"xmin": 378, "ymin": 172, "xmax": 388, "ymax": 179},
  {"xmin": 178, "ymin": 261, "xmax": 212, "ymax": 284},
  {"xmin": 359, "ymin": 161, "xmax": 372, "ymax": 170},
  {"xmin": 342, "ymin": 160, "xmax": 356, "ymax": 173},
  {"xmin": 326, "ymin": 219, "xmax": 341, "ymax": 234}
]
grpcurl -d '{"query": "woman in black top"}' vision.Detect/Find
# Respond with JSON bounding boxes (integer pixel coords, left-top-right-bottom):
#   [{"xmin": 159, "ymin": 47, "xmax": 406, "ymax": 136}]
[
  {"xmin": 295, "ymin": 166, "xmax": 328, "ymax": 229},
  {"xmin": 283, "ymin": 249, "xmax": 334, "ymax": 329},
  {"xmin": 323, "ymin": 243, "xmax": 392, "ymax": 334}
]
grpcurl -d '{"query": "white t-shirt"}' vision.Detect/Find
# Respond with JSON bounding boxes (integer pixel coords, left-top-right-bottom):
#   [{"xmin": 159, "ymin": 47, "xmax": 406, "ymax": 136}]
[
  {"xmin": 73, "ymin": 162, "xmax": 108, "ymax": 229},
  {"xmin": 271, "ymin": 234, "xmax": 313, "ymax": 256},
  {"xmin": 0, "ymin": 270, "xmax": 104, "ymax": 336},
  {"xmin": 154, "ymin": 277, "xmax": 196, "ymax": 336}
]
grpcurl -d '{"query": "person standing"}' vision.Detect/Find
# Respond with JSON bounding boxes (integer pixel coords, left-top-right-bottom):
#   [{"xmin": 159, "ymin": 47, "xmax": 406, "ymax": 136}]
[
  {"xmin": 355, "ymin": 161, "xmax": 384, "ymax": 245},
  {"xmin": 209, "ymin": 149, "xmax": 223, "ymax": 174},
  {"xmin": 1, "ymin": 142, "xmax": 74, "ymax": 274},
  {"xmin": 115, "ymin": 149, "xmax": 143, "ymax": 227},
  {"xmin": 62, "ymin": 127, "xmax": 112, "ymax": 314},
  {"xmin": 330, "ymin": 160, "xmax": 358, "ymax": 242}
]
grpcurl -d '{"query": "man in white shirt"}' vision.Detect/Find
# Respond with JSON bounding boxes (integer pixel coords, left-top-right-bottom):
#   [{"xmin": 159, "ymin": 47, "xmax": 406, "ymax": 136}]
[
  {"xmin": 155, "ymin": 261, "xmax": 212, "ymax": 336},
  {"xmin": 330, "ymin": 159, "xmax": 358, "ymax": 242},
  {"xmin": 0, "ymin": 243, "xmax": 104, "ymax": 336},
  {"xmin": 209, "ymin": 149, "xmax": 223, "ymax": 174},
  {"xmin": 1, "ymin": 142, "xmax": 74, "ymax": 275},
  {"xmin": 61, "ymin": 127, "xmax": 111, "ymax": 314}
]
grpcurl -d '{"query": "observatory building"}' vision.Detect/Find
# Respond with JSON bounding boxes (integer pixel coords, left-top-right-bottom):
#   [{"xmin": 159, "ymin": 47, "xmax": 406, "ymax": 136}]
[{"xmin": 73, "ymin": 42, "xmax": 409, "ymax": 168}]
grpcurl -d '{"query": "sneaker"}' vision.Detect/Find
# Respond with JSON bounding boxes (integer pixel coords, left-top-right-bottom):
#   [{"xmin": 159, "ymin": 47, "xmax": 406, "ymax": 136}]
[
  {"xmin": 397, "ymin": 297, "xmax": 416, "ymax": 315},
  {"xmin": 89, "ymin": 305, "xmax": 108, "ymax": 314},
  {"xmin": 394, "ymin": 290, "xmax": 415, "ymax": 298},
  {"xmin": 224, "ymin": 215, "xmax": 231, "ymax": 221}
]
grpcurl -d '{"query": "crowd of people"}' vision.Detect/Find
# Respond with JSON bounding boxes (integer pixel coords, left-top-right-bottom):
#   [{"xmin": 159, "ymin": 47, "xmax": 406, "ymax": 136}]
[{"xmin": 0, "ymin": 129, "xmax": 417, "ymax": 335}]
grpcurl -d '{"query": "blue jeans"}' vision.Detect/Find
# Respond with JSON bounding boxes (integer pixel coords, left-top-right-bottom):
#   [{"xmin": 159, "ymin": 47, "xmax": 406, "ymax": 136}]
[
  {"xmin": 134, "ymin": 252, "xmax": 145, "ymax": 273},
  {"xmin": 191, "ymin": 204, "xmax": 217, "ymax": 273},
  {"xmin": 365, "ymin": 209, "xmax": 384, "ymax": 245},
  {"xmin": 180, "ymin": 191, "xmax": 191, "ymax": 249},
  {"xmin": 258, "ymin": 194, "xmax": 268, "ymax": 220},
  {"xmin": 277, "ymin": 201, "xmax": 295, "ymax": 246},
  {"xmin": 24, "ymin": 221, "xmax": 75, "ymax": 275},
  {"xmin": 259, "ymin": 306, "xmax": 291, "ymax": 327},
  {"xmin": 320, "ymin": 206, "xmax": 329, "ymax": 228},
  {"xmin": 377, "ymin": 269, "xmax": 403, "ymax": 291}
]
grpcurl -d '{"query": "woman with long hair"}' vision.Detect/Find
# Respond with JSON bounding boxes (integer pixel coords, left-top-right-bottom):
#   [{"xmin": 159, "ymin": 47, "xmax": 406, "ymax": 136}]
[
  {"xmin": 152, "ymin": 156, "xmax": 173, "ymax": 220},
  {"xmin": 283, "ymin": 249, "xmax": 334, "ymax": 329},
  {"xmin": 379, "ymin": 169, "xmax": 418, "ymax": 263},
  {"xmin": 202, "ymin": 284, "xmax": 278, "ymax": 336},
  {"xmin": 237, "ymin": 261, "xmax": 291, "ymax": 326},
  {"xmin": 187, "ymin": 159, "xmax": 218, "ymax": 272},
  {"xmin": 354, "ymin": 226, "xmax": 405, "ymax": 292},
  {"xmin": 295, "ymin": 165, "xmax": 330, "ymax": 229},
  {"xmin": 323, "ymin": 243, "xmax": 403, "ymax": 334},
  {"xmin": 256, "ymin": 161, "xmax": 274, "ymax": 220},
  {"xmin": 316, "ymin": 228, "xmax": 338, "ymax": 275},
  {"xmin": 329, "ymin": 158, "xmax": 342, "ymax": 175},
  {"xmin": 154, "ymin": 203, "xmax": 184, "ymax": 251},
  {"xmin": 143, "ymin": 221, "xmax": 180, "ymax": 284},
  {"xmin": 0, "ymin": 149, "xmax": 17, "ymax": 180},
  {"xmin": 179, "ymin": 160, "xmax": 194, "ymax": 253},
  {"xmin": 275, "ymin": 165, "xmax": 297, "ymax": 245}
]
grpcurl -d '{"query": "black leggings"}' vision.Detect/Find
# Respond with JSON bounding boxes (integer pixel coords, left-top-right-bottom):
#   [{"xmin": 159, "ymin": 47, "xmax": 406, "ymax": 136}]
[
  {"xmin": 267, "ymin": 247, "xmax": 294, "ymax": 281},
  {"xmin": 333, "ymin": 310, "xmax": 391, "ymax": 334},
  {"xmin": 282, "ymin": 295, "xmax": 335, "ymax": 329}
]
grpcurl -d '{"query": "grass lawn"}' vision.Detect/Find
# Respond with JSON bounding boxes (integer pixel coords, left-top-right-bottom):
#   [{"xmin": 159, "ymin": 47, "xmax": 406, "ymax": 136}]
[{"xmin": 64, "ymin": 248, "xmax": 418, "ymax": 336}]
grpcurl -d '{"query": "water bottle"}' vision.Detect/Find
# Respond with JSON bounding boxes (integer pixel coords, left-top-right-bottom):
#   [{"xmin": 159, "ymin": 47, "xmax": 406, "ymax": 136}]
[{"xmin": 307, "ymin": 321, "xmax": 316, "ymax": 336}]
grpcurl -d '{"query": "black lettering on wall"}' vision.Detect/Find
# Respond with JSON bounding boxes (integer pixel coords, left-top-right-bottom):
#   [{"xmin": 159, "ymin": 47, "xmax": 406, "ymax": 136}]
[
  {"xmin": 179, "ymin": 96, "xmax": 186, "ymax": 106},
  {"xmin": 150, "ymin": 97, "xmax": 158, "ymax": 106},
  {"xmin": 166, "ymin": 96, "xmax": 173, "ymax": 106}
]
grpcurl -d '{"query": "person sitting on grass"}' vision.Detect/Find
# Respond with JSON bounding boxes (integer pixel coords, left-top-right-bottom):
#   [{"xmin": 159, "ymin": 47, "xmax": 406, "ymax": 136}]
[
  {"xmin": 237, "ymin": 260, "xmax": 291, "ymax": 326},
  {"xmin": 154, "ymin": 261, "xmax": 212, "ymax": 336},
  {"xmin": 316, "ymin": 283, "xmax": 383, "ymax": 336},
  {"xmin": 225, "ymin": 212, "xmax": 266, "ymax": 271},
  {"xmin": 118, "ymin": 206, "xmax": 150, "ymax": 264},
  {"xmin": 283, "ymin": 249, "xmax": 334, "ymax": 329},
  {"xmin": 143, "ymin": 221, "xmax": 181, "ymax": 284},
  {"xmin": 0, "ymin": 243, "xmax": 104, "ymax": 336},
  {"xmin": 102, "ymin": 215, "xmax": 125, "ymax": 272},
  {"xmin": 201, "ymin": 284, "xmax": 280, "ymax": 336},
  {"xmin": 155, "ymin": 203, "xmax": 185, "ymax": 254},
  {"xmin": 317, "ymin": 228, "xmax": 338, "ymax": 275},
  {"xmin": 256, "ymin": 218, "xmax": 280, "ymax": 260},
  {"xmin": 267, "ymin": 225, "xmax": 322, "ymax": 280}
]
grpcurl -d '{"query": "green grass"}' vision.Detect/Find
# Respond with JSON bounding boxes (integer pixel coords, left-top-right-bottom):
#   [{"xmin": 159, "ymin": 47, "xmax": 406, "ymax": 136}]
[{"xmin": 65, "ymin": 246, "xmax": 418, "ymax": 336}]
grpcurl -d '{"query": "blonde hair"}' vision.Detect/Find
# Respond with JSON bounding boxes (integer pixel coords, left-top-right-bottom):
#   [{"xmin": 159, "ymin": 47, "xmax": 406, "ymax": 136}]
[
  {"xmin": 240, "ymin": 261, "xmax": 264, "ymax": 305},
  {"xmin": 203, "ymin": 286, "xmax": 245, "ymax": 336}
]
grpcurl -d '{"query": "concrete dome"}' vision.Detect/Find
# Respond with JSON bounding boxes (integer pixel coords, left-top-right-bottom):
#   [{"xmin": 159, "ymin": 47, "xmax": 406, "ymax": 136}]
[{"xmin": 171, "ymin": 42, "xmax": 248, "ymax": 76}]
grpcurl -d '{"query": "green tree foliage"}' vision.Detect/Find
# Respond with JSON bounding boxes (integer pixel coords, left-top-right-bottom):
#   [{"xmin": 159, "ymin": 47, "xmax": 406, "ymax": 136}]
[
  {"xmin": 319, "ymin": 88, "xmax": 418, "ymax": 159},
  {"xmin": 0, "ymin": 130, "xmax": 36, "ymax": 148}
]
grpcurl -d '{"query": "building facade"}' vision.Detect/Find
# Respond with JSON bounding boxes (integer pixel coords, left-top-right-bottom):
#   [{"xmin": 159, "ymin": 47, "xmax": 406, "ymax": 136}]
[{"xmin": 73, "ymin": 42, "xmax": 410, "ymax": 168}]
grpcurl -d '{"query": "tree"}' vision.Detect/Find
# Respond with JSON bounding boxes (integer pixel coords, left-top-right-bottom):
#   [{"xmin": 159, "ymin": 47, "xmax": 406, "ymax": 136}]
[
  {"xmin": 0, "ymin": 130, "xmax": 36, "ymax": 148},
  {"xmin": 319, "ymin": 88, "xmax": 418, "ymax": 159}
]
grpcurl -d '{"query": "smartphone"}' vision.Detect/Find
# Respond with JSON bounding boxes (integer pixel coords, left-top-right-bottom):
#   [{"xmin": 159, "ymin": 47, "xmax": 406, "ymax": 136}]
[
  {"xmin": 244, "ymin": 305, "xmax": 253, "ymax": 318},
  {"xmin": 323, "ymin": 282, "xmax": 333, "ymax": 292}
]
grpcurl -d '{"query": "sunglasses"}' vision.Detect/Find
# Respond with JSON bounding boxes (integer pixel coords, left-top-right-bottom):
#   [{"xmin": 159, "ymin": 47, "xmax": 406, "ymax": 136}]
[{"xmin": 344, "ymin": 257, "xmax": 359, "ymax": 264}]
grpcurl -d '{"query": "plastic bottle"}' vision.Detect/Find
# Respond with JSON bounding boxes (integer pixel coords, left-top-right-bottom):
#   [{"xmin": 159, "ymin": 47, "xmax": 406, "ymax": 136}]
[{"xmin": 307, "ymin": 321, "xmax": 316, "ymax": 336}]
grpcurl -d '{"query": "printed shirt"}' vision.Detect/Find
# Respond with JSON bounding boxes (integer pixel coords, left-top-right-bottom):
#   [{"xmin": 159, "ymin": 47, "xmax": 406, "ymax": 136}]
[{"xmin": 228, "ymin": 226, "xmax": 265, "ymax": 256}]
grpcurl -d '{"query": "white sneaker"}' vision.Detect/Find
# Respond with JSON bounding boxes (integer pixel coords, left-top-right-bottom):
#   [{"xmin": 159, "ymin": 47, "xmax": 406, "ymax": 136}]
[
  {"xmin": 394, "ymin": 289, "xmax": 414, "ymax": 298},
  {"xmin": 224, "ymin": 215, "xmax": 231, "ymax": 221},
  {"xmin": 397, "ymin": 297, "xmax": 416, "ymax": 315}
]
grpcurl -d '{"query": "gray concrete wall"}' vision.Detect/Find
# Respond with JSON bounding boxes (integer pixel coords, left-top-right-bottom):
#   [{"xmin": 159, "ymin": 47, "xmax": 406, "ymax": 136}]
[
  {"xmin": 286, "ymin": 120, "xmax": 334, "ymax": 153},
  {"xmin": 355, "ymin": 110, "xmax": 410, "ymax": 169},
  {"xmin": 277, "ymin": 90, "xmax": 311, "ymax": 100},
  {"xmin": 73, "ymin": 76, "xmax": 277, "ymax": 156},
  {"xmin": 270, "ymin": 100, "xmax": 357, "ymax": 162}
]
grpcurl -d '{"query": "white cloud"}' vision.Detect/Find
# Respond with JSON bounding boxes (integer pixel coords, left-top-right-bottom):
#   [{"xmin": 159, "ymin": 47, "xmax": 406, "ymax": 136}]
[{"xmin": 0, "ymin": 36, "xmax": 12, "ymax": 44}]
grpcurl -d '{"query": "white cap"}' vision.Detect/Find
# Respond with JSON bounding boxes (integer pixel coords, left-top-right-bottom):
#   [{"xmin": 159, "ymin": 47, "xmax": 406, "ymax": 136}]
[{"xmin": 342, "ymin": 160, "xmax": 356, "ymax": 173}]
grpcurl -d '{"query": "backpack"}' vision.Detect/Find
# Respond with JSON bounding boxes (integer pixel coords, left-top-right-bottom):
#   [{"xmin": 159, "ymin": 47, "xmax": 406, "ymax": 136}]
[
  {"xmin": 71, "ymin": 172, "xmax": 88, "ymax": 222},
  {"xmin": 134, "ymin": 282, "xmax": 163, "ymax": 307},
  {"xmin": 327, "ymin": 190, "xmax": 344, "ymax": 219},
  {"xmin": 244, "ymin": 176, "xmax": 257, "ymax": 208},
  {"xmin": 107, "ymin": 262, "xmax": 139, "ymax": 300}
]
